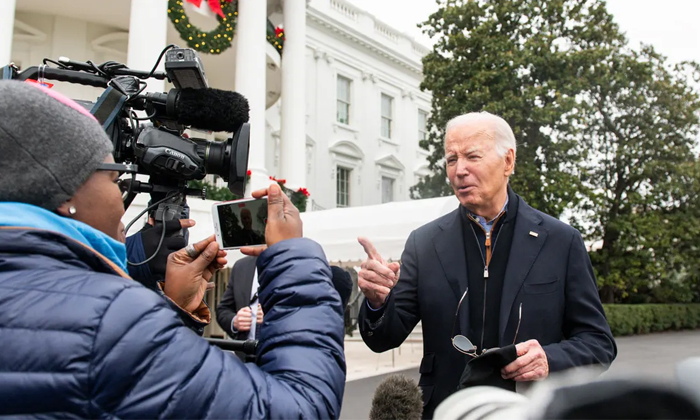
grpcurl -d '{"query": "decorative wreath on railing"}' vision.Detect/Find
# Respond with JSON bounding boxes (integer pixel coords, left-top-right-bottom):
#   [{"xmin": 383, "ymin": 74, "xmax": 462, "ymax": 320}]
[{"xmin": 168, "ymin": 0, "xmax": 238, "ymax": 55}]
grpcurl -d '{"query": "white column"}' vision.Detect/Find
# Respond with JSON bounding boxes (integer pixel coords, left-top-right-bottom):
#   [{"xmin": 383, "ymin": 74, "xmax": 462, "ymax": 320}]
[
  {"xmin": 0, "ymin": 0, "xmax": 17, "ymax": 66},
  {"xmin": 51, "ymin": 17, "xmax": 91, "ymax": 100},
  {"xmin": 127, "ymin": 0, "xmax": 168, "ymax": 93},
  {"xmin": 235, "ymin": 0, "xmax": 269, "ymax": 192},
  {"xmin": 279, "ymin": 0, "xmax": 307, "ymax": 189}
]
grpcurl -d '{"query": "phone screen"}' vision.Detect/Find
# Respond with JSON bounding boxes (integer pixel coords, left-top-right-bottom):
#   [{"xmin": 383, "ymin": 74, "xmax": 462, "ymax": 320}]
[{"xmin": 216, "ymin": 198, "xmax": 267, "ymax": 249}]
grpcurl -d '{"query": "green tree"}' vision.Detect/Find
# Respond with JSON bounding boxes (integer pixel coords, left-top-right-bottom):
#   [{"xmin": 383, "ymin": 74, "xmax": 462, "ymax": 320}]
[
  {"xmin": 413, "ymin": 0, "xmax": 625, "ymax": 217},
  {"xmin": 574, "ymin": 47, "xmax": 700, "ymax": 303}
]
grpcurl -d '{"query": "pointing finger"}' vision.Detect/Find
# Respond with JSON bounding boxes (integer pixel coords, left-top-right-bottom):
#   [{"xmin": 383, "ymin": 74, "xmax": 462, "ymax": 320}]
[{"xmin": 358, "ymin": 237, "xmax": 385, "ymax": 264}]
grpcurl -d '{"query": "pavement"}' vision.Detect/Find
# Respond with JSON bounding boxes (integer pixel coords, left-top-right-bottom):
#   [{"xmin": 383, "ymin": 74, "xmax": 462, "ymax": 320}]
[
  {"xmin": 344, "ymin": 335, "xmax": 423, "ymax": 382},
  {"xmin": 340, "ymin": 330, "xmax": 700, "ymax": 420}
]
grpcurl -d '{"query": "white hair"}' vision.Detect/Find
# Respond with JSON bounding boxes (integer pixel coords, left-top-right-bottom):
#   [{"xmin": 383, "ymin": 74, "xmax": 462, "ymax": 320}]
[{"xmin": 445, "ymin": 112, "xmax": 517, "ymax": 158}]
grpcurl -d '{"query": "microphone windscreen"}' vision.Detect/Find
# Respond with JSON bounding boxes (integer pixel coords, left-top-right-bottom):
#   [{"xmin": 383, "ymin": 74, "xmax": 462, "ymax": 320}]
[
  {"xmin": 330, "ymin": 266, "xmax": 353, "ymax": 308},
  {"xmin": 176, "ymin": 88, "xmax": 249, "ymax": 132},
  {"xmin": 369, "ymin": 374, "xmax": 423, "ymax": 420}
]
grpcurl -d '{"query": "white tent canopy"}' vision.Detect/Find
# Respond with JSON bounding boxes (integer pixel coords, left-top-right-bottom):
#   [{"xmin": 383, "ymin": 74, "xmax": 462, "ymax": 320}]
[
  {"xmin": 122, "ymin": 194, "xmax": 461, "ymax": 265},
  {"xmin": 301, "ymin": 196, "xmax": 460, "ymax": 262},
  {"xmin": 120, "ymin": 192, "xmax": 603, "ymax": 267}
]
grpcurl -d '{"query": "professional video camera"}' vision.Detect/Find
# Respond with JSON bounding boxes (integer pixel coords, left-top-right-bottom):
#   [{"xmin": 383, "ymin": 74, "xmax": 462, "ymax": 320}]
[{"xmin": 1, "ymin": 45, "xmax": 250, "ymax": 261}]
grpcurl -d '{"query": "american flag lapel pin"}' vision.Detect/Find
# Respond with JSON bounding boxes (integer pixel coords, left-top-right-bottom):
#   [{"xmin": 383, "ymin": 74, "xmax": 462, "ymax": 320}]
[{"xmin": 529, "ymin": 231, "xmax": 539, "ymax": 238}]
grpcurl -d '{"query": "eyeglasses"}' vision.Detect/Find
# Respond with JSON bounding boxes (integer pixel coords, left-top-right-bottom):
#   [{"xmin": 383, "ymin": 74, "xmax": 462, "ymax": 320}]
[
  {"xmin": 95, "ymin": 162, "xmax": 138, "ymax": 176},
  {"xmin": 451, "ymin": 288, "xmax": 522, "ymax": 357},
  {"xmin": 95, "ymin": 162, "xmax": 139, "ymax": 198}
]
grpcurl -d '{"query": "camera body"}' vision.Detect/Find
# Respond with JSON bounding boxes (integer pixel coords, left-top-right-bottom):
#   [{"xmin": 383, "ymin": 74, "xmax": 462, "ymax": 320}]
[{"xmin": 1, "ymin": 46, "xmax": 250, "ymax": 215}]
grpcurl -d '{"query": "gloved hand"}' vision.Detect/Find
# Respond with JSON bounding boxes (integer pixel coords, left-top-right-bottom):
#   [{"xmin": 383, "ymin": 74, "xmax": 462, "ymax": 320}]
[
  {"xmin": 126, "ymin": 218, "xmax": 195, "ymax": 288},
  {"xmin": 141, "ymin": 219, "xmax": 196, "ymax": 275}
]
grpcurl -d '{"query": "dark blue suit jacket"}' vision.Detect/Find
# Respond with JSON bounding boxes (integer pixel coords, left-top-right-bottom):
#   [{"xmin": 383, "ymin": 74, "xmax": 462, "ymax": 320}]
[{"xmin": 359, "ymin": 193, "xmax": 616, "ymax": 418}]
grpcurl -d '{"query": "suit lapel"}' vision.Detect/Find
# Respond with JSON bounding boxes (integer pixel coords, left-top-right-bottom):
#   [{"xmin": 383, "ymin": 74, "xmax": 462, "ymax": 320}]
[
  {"xmin": 234, "ymin": 257, "xmax": 257, "ymax": 308},
  {"xmin": 433, "ymin": 208, "xmax": 468, "ymax": 301},
  {"xmin": 499, "ymin": 197, "xmax": 547, "ymax": 342}
]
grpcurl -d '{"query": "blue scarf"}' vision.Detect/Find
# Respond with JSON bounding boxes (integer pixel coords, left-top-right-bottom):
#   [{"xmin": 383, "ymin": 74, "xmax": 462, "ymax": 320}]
[{"xmin": 0, "ymin": 202, "xmax": 127, "ymax": 272}]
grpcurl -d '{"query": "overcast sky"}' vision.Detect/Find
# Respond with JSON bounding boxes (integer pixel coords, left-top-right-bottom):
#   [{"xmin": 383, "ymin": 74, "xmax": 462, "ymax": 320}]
[{"xmin": 347, "ymin": 0, "xmax": 700, "ymax": 65}]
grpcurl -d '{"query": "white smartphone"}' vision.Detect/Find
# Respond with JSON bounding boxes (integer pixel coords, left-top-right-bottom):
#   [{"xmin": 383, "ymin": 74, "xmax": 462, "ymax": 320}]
[{"xmin": 211, "ymin": 197, "xmax": 268, "ymax": 250}]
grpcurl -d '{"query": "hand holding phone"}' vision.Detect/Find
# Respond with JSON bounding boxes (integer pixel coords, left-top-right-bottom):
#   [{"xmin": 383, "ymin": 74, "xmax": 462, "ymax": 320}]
[
  {"xmin": 240, "ymin": 183, "xmax": 303, "ymax": 256},
  {"xmin": 212, "ymin": 197, "xmax": 268, "ymax": 250}
]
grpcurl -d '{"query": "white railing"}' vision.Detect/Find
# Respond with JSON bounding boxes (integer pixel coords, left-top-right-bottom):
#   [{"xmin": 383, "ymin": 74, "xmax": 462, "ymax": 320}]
[
  {"xmin": 412, "ymin": 42, "xmax": 429, "ymax": 56},
  {"xmin": 374, "ymin": 22, "xmax": 399, "ymax": 43},
  {"xmin": 330, "ymin": 0, "xmax": 358, "ymax": 22},
  {"xmin": 311, "ymin": 200, "xmax": 327, "ymax": 212}
]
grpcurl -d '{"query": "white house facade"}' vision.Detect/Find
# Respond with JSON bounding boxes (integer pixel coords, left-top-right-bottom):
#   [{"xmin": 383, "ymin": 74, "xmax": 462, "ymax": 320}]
[{"xmin": 300, "ymin": 0, "xmax": 432, "ymax": 209}]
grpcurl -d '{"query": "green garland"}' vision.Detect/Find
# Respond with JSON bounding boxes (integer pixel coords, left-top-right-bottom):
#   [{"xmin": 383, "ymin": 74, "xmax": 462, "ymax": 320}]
[{"xmin": 167, "ymin": 0, "xmax": 237, "ymax": 55}]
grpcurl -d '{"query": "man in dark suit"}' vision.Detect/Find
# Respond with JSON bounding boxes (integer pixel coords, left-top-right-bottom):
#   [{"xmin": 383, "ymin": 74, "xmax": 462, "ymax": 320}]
[
  {"xmin": 217, "ymin": 256, "xmax": 262, "ymax": 346},
  {"xmin": 217, "ymin": 256, "xmax": 355, "ymax": 357},
  {"xmin": 357, "ymin": 112, "xmax": 616, "ymax": 419}
]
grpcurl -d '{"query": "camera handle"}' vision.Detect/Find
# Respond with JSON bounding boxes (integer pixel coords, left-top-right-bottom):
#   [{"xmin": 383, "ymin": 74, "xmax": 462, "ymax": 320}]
[{"xmin": 153, "ymin": 192, "xmax": 187, "ymax": 238}]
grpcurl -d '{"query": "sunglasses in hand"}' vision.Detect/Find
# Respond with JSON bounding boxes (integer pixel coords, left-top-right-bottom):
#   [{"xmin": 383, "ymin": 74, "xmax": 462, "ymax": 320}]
[{"xmin": 451, "ymin": 288, "xmax": 522, "ymax": 357}]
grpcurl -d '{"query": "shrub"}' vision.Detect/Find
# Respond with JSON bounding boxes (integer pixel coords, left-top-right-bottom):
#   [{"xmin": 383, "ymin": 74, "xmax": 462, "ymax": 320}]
[{"xmin": 603, "ymin": 304, "xmax": 700, "ymax": 336}]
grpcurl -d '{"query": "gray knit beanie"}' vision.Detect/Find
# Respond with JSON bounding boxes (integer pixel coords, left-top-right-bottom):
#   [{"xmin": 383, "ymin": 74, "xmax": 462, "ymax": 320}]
[{"xmin": 0, "ymin": 80, "xmax": 114, "ymax": 210}]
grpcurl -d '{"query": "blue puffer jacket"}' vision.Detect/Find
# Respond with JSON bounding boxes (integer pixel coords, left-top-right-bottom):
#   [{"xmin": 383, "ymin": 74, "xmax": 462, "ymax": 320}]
[{"xmin": 0, "ymin": 221, "xmax": 346, "ymax": 417}]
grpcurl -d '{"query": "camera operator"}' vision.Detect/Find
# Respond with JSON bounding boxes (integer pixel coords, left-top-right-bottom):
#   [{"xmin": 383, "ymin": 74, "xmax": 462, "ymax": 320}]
[{"xmin": 0, "ymin": 80, "xmax": 346, "ymax": 419}]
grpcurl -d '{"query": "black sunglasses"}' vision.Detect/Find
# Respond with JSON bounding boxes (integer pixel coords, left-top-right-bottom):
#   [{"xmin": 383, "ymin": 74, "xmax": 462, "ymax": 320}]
[{"xmin": 451, "ymin": 288, "xmax": 523, "ymax": 357}]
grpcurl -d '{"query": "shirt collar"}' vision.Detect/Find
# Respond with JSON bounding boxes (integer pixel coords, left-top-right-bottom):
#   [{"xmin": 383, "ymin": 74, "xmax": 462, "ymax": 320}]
[{"xmin": 467, "ymin": 194, "xmax": 509, "ymax": 225}]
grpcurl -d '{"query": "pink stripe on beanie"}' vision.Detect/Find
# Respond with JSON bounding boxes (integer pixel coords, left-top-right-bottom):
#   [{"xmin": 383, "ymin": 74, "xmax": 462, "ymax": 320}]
[
  {"xmin": 0, "ymin": 80, "xmax": 113, "ymax": 210},
  {"xmin": 29, "ymin": 82, "xmax": 99, "ymax": 122}
]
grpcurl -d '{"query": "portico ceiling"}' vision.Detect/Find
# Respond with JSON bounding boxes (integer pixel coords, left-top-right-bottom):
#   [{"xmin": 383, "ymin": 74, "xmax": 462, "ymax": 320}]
[
  {"xmin": 17, "ymin": 0, "xmax": 131, "ymax": 30},
  {"xmin": 17, "ymin": 0, "xmax": 286, "ymax": 31}
]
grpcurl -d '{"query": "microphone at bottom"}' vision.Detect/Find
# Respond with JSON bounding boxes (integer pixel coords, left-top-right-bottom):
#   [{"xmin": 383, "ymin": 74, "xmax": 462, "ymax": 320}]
[
  {"xmin": 369, "ymin": 374, "xmax": 423, "ymax": 420},
  {"xmin": 205, "ymin": 338, "xmax": 257, "ymax": 355}
]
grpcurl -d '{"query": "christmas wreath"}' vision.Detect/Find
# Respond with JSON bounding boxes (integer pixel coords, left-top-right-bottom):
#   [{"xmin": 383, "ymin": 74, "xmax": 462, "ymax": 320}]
[{"xmin": 167, "ymin": 0, "xmax": 238, "ymax": 55}]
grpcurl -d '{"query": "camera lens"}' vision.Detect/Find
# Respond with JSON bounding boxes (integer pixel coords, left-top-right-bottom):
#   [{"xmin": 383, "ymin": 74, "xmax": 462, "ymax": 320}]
[{"xmin": 203, "ymin": 123, "xmax": 250, "ymax": 196}]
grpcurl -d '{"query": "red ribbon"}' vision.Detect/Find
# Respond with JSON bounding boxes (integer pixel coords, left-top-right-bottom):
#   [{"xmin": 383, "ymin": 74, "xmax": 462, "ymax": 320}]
[{"xmin": 185, "ymin": 0, "xmax": 233, "ymax": 19}]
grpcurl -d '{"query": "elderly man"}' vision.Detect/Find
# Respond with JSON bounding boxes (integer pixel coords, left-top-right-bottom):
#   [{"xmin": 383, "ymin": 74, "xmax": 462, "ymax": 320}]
[
  {"xmin": 357, "ymin": 112, "xmax": 616, "ymax": 419},
  {"xmin": 239, "ymin": 207, "xmax": 264, "ymax": 246}
]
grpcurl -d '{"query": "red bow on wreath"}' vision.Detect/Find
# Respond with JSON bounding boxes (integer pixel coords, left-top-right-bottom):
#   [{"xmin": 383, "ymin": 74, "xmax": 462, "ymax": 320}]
[{"xmin": 186, "ymin": 0, "xmax": 233, "ymax": 19}]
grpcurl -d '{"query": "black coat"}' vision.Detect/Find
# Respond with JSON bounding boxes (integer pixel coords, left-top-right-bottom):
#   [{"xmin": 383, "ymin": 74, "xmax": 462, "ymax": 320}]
[
  {"xmin": 216, "ymin": 256, "xmax": 258, "ymax": 340},
  {"xmin": 359, "ymin": 192, "xmax": 617, "ymax": 419}
]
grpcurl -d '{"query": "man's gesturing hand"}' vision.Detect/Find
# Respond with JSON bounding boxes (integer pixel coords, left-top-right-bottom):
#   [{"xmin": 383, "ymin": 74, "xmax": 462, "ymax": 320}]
[
  {"xmin": 241, "ymin": 183, "xmax": 302, "ymax": 256},
  {"xmin": 357, "ymin": 237, "xmax": 400, "ymax": 309},
  {"xmin": 501, "ymin": 339, "xmax": 549, "ymax": 381}
]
